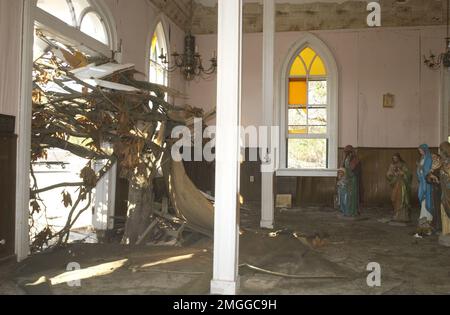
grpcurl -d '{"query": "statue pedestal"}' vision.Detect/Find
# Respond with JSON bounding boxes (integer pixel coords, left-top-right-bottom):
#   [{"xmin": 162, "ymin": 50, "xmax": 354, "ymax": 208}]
[{"xmin": 439, "ymin": 235, "xmax": 450, "ymax": 247}]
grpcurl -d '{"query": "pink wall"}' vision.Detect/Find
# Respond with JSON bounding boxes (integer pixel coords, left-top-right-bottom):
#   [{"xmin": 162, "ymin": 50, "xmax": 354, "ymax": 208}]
[
  {"xmin": 0, "ymin": 0, "xmax": 23, "ymax": 117},
  {"xmin": 187, "ymin": 26, "xmax": 447, "ymax": 148},
  {"xmin": 103, "ymin": 0, "xmax": 186, "ymax": 104}
]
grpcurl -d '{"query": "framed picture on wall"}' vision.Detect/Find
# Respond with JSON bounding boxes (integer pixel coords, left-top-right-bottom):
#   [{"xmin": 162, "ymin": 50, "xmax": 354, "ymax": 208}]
[{"xmin": 383, "ymin": 93, "xmax": 395, "ymax": 108}]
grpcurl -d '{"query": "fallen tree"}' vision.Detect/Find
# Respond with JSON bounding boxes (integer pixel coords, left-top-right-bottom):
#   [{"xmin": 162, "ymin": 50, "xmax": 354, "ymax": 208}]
[{"xmin": 30, "ymin": 33, "xmax": 215, "ymax": 251}]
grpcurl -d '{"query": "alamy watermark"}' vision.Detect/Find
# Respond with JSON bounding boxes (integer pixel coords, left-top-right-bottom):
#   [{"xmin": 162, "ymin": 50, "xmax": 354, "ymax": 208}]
[
  {"xmin": 367, "ymin": 2, "xmax": 381, "ymax": 27},
  {"xmin": 170, "ymin": 118, "xmax": 280, "ymax": 173},
  {"xmin": 367, "ymin": 262, "xmax": 382, "ymax": 288},
  {"xmin": 66, "ymin": 262, "xmax": 82, "ymax": 287}
]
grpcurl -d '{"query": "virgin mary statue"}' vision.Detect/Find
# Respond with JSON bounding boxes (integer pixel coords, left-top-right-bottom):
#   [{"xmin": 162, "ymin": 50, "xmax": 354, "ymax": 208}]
[{"xmin": 417, "ymin": 144, "xmax": 434, "ymax": 223}]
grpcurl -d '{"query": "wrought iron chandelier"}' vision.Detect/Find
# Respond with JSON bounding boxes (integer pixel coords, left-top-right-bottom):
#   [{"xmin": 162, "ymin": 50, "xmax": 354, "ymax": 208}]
[
  {"xmin": 424, "ymin": 0, "xmax": 450, "ymax": 69},
  {"xmin": 159, "ymin": 32, "xmax": 217, "ymax": 81}
]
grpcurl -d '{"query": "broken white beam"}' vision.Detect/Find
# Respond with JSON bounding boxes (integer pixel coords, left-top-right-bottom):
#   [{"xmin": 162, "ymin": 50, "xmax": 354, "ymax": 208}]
[{"xmin": 71, "ymin": 63, "xmax": 135, "ymax": 80}]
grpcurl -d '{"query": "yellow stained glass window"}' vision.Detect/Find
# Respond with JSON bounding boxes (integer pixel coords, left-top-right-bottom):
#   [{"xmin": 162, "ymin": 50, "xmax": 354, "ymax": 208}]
[
  {"xmin": 290, "ymin": 56, "xmax": 306, "ymax": 76},
  {"xmin": 289, "ymin": 79, "xmax": 307, "ymax": 106},
  {"xmin": 310, "ymin": 55, "xmax": 326, "ymax": 76},
  {"xmin": 287, "ymin": 46, "xmax": 331, "ymax": 169},
  {"xmin": 300, "ymin": 47, "xmax": 316, "ymax": 72},
  {"xmin": 288, "ymin": 47, "xmax": 328, "ymax": 136},
  {"xmin": 289, "ymin": 47, "xmax": 327, "ymax": 77}
]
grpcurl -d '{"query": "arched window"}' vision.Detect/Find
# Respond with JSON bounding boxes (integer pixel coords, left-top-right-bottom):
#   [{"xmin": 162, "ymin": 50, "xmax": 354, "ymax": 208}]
[
  {"xmin": 149, "ymin": 22, "xmax": 168, "ymax": 87},
  {"xmin": 35, "ymin": 0, "xmax": 115, "ymax": 56},
  {"xmin": 279, "ymin": 35, "xmax": 338, "ymax": 175}
]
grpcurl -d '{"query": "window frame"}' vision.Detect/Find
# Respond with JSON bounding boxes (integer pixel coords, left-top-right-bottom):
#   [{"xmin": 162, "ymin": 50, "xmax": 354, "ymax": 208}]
[
  {"xmin": 277, "ymin": 34, "xmax": 339, "ymax": 177},
  {"xmin": 34, "ymin": 0, "xmax": 117, "ymax": 58},
  {"xmin": 148, "ymin": 21, "xmax": 169, "ymax": 87}
]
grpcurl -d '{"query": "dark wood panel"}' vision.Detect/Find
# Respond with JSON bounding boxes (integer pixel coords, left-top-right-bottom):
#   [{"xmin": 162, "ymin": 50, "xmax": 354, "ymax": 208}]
[
  {"xmin": 0, "ymin": 133, "xmax": 17, "ymax": 259},
  {"xmin": 183, "ymin": 160, "xmax": 215, "ymax": 195},
  {"xmin": 181, "ymin": 147, "xmax": 436, "ymax": 208},
  {"xmin": 357, "ymin": 147, "xmax": 437, "ymax": 207},
  {"xmin": 0, "ymin": 115, "xmax": 15, "ymax": 133},
  {"xmin": 275, "ymin": 147, "xmax": 436, "ymax": 208},
  {"xmin": 296, "ymin": 177, "xmax": 337, "ymax": 207},
  {"xmin": 113, "ymin": 173, "xmax": 129, "ymax": 229}
]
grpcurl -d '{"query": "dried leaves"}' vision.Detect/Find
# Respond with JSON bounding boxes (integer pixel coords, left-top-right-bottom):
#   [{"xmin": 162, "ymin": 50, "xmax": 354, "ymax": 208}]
[
  {"xmin": 80, "ymin": 165, "xmax": 97, "ymax": 188},
  {"xmin": 30, "ymin": 199, "xmax": 41, "ymax": 215},
  {"xmin": 61, "ymin": 190, "xmax": 73, "ymax": 208},
  {"xmin": 31, "ymin": 227, "xmax": 53, "ymax": 252}
]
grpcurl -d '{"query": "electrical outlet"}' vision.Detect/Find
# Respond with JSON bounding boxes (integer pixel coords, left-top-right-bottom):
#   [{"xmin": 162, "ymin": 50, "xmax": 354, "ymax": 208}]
[{"xmin": 250, "ymin": 176, "xmax": 255, "ymax": 183}]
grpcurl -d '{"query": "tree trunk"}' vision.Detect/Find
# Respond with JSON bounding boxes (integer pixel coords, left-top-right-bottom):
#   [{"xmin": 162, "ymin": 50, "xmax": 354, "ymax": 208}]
[{"xmin": 122, "ymin": 181, "xmax": 154, "ymax": 245}]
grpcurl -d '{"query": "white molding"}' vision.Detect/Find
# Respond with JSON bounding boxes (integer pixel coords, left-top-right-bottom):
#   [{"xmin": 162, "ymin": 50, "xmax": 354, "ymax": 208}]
[
  {"xmin": 211, "ymin": 0, "xmax": 242, "ymax": 296},
  {"xmin": 260, "ymin": 0, "xmax": 275, "ymax": 230},
  {"xmin": 277, "ymin": 33, "xmax": 339, "ymax": 174},
  {"xmin": 15, "ymin": 0, "xmax": 34, "ymax": 262},
  {"xmin": 276, "ymin": 168, "xmax": 338, "ymax": 177}
]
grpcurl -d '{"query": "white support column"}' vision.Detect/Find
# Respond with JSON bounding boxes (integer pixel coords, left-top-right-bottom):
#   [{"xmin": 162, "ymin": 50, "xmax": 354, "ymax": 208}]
[
  {"xmin": 440, "ymin": 68, "xmax": 450, "ymax": 143},
  {"xmin": 210, "ymin": 0, "xmax": 243, "ymax": 296},
  {"xmin": 15, "ymin": 0, "xmax": 34, "ymax": 262},
  {"xmin": 260, "ymin": 0, "xmax": 275, "ymax": 230}
]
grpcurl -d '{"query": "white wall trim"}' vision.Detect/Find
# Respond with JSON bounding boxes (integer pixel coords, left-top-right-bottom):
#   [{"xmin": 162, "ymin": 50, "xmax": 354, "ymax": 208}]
[
  {"xmin": 276, "ymin": 168, "xmax": 338, "ymax": 177},
  {"xmin": 277, "ymin": 32, "xmax": 339, "ymax": 174}
]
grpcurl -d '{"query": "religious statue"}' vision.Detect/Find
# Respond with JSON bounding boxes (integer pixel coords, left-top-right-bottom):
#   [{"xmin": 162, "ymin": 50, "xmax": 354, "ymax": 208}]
[
  {"xmin": 417, "ymin": 144, "xmax": 434, "ymax": 223},
  {"xmin": 341, "ymin": 145, "xmax": 361, "ymax": 217},
  {"xmin": 439, "ymin": 142, "xmax": 450, "ymax": 240},
  {"xmin": 428, "ymin": 153, "xmax": 442, "ymax": 230},
  {"xmin": 386, "ymin": 153, "xmax": 412, "ymax": 223},
  {"xmin": 415, "ymin": 144, "xmax": 435, "ymax": 237},
  {"xmin": 336, "ymin": 168, "xmax": 349, "ymax": 216}
]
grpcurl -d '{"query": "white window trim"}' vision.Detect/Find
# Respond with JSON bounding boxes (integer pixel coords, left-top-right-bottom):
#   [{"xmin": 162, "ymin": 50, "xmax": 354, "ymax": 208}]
[
  {"xmin": 148, "ymin": 20, "xmax": 169, "ymax": 87},
  {"xmin": 277, "ymin": 33, "xmax": 339, "ymax": 177},
  {"xmin": 146, "ymin": 15, "xmax": 171, "ymax": 85},
  {"xmin": 34, "ymin": 0, "xmax": 118, "ymax": 57}
]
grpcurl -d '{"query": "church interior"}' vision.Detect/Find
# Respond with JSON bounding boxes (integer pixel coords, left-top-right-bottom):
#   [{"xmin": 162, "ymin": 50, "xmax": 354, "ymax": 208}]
[{"xmin": 1, "ymin": 0, "xmax": 450, "ymax": 295}]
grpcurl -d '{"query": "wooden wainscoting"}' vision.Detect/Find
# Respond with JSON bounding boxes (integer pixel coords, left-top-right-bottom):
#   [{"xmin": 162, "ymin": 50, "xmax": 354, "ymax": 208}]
[
  {"xmin": 357, "ymin": 147, "xmax": 437, "ymax": 207},
  {"xmin": 182, "ymin": 147, "xmax": 435, "ymax": 208},
  {"xmin": 275, "ymin": 147, "xmax": 436, "ymax": 208}
]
